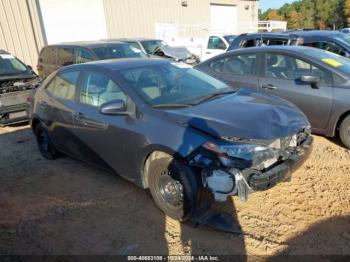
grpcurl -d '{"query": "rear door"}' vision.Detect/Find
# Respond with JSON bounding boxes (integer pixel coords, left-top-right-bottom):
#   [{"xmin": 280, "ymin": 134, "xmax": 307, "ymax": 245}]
[
  {"xmin": 44, "ymin": 69, "xmax": 82, "ymax": 156},
  {"xmin": 258, "ymin": 52, "xmax": 333, "ymax": 131},
  {"xmin": 199, "ymin": 52, "xmax": 259, "ymax": 91}
]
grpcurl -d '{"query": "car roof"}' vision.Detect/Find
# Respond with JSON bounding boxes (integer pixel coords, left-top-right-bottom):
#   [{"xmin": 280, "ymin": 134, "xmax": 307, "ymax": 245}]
[
  {"xmin": 0, "ymin": 49, "xmax": 10, "ymax": 54},
  {"xmin": 44, "ymin": 40, "xmax": 129, "ymax": 49},
  {"xmin": 238, "ymin": 30, "xmax": 344, "ymax": 39},
  {"xmin": 223, "ymin": 45, "xmax": 329, "ymax": 58},
  {"xmin": 238, "ymin": 32, "xmax": 290, "ymax": 38},
  {"xmin": 286, "ymin": 30, "xmax": 343, "ymax": 37},
  {"xmin": 60, "ymin": 58, "xmax": 169, "ymax": 72},
  {"xmin": 108, "ymin": 38, "xmax": 161, "ymax": 42}
]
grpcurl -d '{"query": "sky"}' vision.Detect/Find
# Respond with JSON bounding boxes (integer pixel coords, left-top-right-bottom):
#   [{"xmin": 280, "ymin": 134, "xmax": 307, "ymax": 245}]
[{"xmin": 259, "ymin": 0, "xmax": 296, "ymax": 12}]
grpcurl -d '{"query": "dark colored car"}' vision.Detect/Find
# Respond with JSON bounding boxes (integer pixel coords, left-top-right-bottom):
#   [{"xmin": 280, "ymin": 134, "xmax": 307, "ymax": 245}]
[
  {"xmin": 37, "ymin": 41, "xmax": 147, "ymax": 78},
  {"xmin": 115, "ymin": 38, "xmax": 200, "ymax": 65},
  {"xmin": 196, "ymin": 46, "xmax": 350, "ymax": 148},
  {"xmin": 228, "ymin": 30, "xmax": 350, "ymax": 58},
  {"xmin": 0, "ymin": 50, "xmax": 40, "ymax": 125},
  {"xmin": 31, "ymin": 58, "xmax": 312, "ymax": 229}
]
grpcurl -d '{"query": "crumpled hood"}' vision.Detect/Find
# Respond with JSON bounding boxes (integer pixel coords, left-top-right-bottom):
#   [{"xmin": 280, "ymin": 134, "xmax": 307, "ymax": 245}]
[
  {"xmin": 165, "ymin": 89, "xmax": 309, "ymax": 140},
  {"xmin": 155, "ymin": 45, "xmax": 193, "ymax": 60}
]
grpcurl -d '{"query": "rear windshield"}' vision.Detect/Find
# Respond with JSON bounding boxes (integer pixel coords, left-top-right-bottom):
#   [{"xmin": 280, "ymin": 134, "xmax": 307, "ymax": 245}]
[
  {"xmin": 0, "ymin": 54, "xmax": 29, "ymax": 76},
  {"xmin": 334, "ymin": 33, "xmax": 350, "ymax": 47},
  {"xmin": 92, "ymin": 44, "xmax": 147, "ymax": 60},
  {"xmin": 302, "ymin": 48, "xmax": 350, "ymax": 75},
  {"xmin": 140, "ymin": 40, "xmax": 167, "ymax": 54}
]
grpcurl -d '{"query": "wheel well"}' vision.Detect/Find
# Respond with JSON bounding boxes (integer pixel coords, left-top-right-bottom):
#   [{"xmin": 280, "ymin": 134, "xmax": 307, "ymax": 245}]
[
  {"xmin": 335, "ymin": 110, "xmax": 350, "ymax": 136},
  {"xmin": 142, "ymin": 151, "xmax": 175, "ymax": 189}
]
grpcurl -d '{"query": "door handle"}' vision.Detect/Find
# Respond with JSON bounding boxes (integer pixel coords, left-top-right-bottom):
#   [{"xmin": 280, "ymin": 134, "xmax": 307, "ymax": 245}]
[
  {"xmin": 262, "ymin": 84, "xmax": 277, "ymax": 90},
  {"xmin": 205, "ymin": 51, "xmax": 212, "ymax": 54}
]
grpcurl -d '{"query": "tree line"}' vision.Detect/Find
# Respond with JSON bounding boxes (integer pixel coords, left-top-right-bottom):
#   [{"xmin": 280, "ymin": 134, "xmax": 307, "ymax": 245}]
[{"xmin": 260, "ymin": 0, "xmax": 350, "ymax": 30}]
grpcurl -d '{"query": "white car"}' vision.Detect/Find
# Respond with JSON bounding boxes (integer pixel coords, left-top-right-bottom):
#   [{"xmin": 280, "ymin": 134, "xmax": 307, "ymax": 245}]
[{"xmin": 200, "ymin": 34, "xmax": 236, "ymax": 61}]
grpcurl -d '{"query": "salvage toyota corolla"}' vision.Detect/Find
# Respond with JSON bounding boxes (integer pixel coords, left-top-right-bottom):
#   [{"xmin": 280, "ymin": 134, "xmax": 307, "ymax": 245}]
[{"xmin": 31, "ymin": 58, "xmax": 312, "ymax": 230}]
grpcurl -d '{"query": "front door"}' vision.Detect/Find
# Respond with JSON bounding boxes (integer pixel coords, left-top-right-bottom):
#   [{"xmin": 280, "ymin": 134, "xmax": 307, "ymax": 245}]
[
  {"xmin": 259, "ymin": 52, "xmax": 333, "ymax": 132},
  {"xmin": 71, "ymin": 69, "xmax": 135, "ymax": 176},
  {"xmin": 202, "ymin": 36, "xmax": 227, "ymax": 61}
]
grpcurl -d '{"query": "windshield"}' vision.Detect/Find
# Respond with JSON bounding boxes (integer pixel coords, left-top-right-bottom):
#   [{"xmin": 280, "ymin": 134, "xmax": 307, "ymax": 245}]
[
  {"xmin": 334, "ymin": 33, "xmax": 350, "ymax": 47},
  {"xmin": 0, "ymin": 54, "xmax": 29, "ymax": 76},
  {"xmin": 223, "ymin": 35, "xmax": 236, "ymax": 44},
  {"xmin": 302, "ymin": 48, "xmax": 350, "ymax": 75},
  {"xmin": 119, "ymin": 63, "xmax": 231, "ymax": 107},
  {"xmin": 140, "ymin": 40, "xmax": 167, "ymax": 54},
  {"xmin": 92, "ymin": 44, "xmax": 147, "ymax": 60}
]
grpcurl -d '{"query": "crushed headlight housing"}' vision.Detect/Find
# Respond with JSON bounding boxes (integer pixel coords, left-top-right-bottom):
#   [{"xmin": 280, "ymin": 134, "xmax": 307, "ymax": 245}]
[{"xmin": 202, "ymin": 141, "xmax": 280, "ymax": 170}]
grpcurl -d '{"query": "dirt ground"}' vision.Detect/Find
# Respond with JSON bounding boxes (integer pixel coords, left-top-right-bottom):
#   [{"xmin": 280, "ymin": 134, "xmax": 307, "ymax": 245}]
[{"xmin": 0, "ymin": 124, "xmax": 349, "ymax": 258}]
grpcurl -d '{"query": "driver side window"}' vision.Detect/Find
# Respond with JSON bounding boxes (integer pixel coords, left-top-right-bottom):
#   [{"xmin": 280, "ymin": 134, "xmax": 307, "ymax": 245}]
[
  {"xmin": 80, "ymin": 71, "xmax": 126, "ymax": 107},
  {"xmin": 265, "ymin": 53, "xmax": 327, "ymax": 82}
]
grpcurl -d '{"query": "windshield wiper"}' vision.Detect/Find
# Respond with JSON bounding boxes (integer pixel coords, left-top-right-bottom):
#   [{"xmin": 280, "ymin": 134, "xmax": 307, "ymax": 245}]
[
  {"xmin": 190, "ymin": 90, "xmax": 237, "ymax": 105},
  {"xmin": 153, "ymin": 103, "xmax": 192, "ymax": 109}
]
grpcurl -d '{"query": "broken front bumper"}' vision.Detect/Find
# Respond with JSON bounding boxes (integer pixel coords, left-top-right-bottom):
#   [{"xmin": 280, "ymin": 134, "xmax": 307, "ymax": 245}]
[{"xmin": 245, "ymin": 135, "xmax": 313, "ymax": 194}]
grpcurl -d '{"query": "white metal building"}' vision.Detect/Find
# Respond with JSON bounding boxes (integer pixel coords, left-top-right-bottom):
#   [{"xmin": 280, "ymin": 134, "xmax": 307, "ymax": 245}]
[{"xmin": 0, "ymin": 0, "xmax": 259, "ymax": 69}]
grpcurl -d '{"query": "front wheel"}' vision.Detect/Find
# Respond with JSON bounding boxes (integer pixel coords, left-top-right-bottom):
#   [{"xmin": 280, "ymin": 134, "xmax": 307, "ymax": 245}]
[
  {"xmin": 339, "ymin": 115, "xmax": 350, "ymax": 149},
  {"xmin": 34, "ymin": 123, "xmax": 61, "ymax": 160},
  {"xmin": 148, "ymin": 156, "xmax": 200, "ymax": 221}
]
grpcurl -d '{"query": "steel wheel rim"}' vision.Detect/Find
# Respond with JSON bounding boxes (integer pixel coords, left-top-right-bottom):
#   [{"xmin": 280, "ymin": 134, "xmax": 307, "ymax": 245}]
[{"xmin": 158, "ymin": 170, "xmax": 183, "ymax": 209}]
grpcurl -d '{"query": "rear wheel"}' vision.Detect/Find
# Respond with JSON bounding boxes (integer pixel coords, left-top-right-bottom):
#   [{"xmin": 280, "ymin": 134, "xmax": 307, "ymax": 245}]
[
  {"xmin": 34, "ymin": 123, "xmax": 61, "ymax": 160},
  {"xmin": 339, "ymin": 115, "xmax": 350, "ymax": 149},
  {"xmin": 148, "ymin": 156, "xmax": 199, "ymax": 221}
]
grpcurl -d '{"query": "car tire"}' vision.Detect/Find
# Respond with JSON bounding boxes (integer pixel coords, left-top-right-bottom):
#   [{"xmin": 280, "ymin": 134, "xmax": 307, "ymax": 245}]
[
  {"xmin": 34, "ymin": 123, "xmax": 61, "ymax": 160},
  {"xmin": 339, "ymin": 115, "xmax": 350, "ymax": 149},
  {"xmin": 148, "ymin": 156, "xmax": 202, "ymax": 221}
]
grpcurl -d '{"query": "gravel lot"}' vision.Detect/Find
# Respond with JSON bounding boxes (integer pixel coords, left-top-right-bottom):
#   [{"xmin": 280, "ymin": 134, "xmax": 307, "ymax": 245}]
[{"xmin": 0, "ymin": 124, "xmax": 349, "ymax": 257}]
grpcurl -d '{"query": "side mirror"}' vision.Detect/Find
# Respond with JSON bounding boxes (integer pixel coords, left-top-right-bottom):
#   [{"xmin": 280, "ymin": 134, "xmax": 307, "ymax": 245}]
[
  {"xmin": 99, "ymin": 100, "xmax": 127, "ymax": 115},
  {"xmin": 27, "ymin": 65, "xmax": 33, "ymax": 71},
  {"xmin": 300, "ymin": 75, "xmax": 320, "ymax": 88}
]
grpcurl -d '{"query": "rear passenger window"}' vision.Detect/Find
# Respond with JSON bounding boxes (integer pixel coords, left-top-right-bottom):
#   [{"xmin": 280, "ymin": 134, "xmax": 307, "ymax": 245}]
[
  {"xmin": 209, "ymin": 53, "xmax": 257, "ymax": 75},
  {"xmin": 40, "ymin": 47, "xmax": 56, "ymax": 64},
  {"xmin": 57, "ymin": 48, "xmax": 75, "ymax": 66},
  {"xmin": 265, "ymin": 38, "xmax": 289, "ymax": 46},
  {"xmin": 241, "ymin": 39, "xmax": 256, "ymax": 48},
  {"xmin": 46, "ymin": 71, "xmax": 79, "ymax": 100},
  {"xmin": 265, "ymin": 53, "xmax": 327, "ymax": 82},
  {"xmin": 80, "ymin": 71, "xmax": 126, "ymax": 107}
]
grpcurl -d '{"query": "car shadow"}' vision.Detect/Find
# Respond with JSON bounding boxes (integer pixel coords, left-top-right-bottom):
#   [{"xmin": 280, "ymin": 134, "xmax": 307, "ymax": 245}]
[{"xmin": 0, "ymin": 125, "xmax": 247, "ymax": 257}]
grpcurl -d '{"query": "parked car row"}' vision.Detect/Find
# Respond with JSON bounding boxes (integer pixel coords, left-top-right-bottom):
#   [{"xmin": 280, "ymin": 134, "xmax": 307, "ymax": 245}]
[{"xmin": 6, "ymin": 29, "xmax": 350, "ymax": 232}]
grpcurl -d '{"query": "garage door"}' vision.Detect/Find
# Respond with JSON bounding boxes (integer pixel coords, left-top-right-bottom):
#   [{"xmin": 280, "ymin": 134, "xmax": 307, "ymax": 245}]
[
  {"xmin": 39, "ymin": 0, "xmax": 108, "ymax": 44},
  {"xmin": 210, "ymin": 4, "xmax": 237, "ymax": 34}
]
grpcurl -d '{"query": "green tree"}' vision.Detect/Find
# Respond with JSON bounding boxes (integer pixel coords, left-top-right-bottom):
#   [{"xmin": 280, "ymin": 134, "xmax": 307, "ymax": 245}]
[{"xmin": 287, "ymin": 11, "xmax": 305, "ymax": 29}]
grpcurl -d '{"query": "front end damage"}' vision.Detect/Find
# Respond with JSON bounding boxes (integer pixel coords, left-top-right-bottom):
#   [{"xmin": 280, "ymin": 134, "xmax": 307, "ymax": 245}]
[{"xmin": 185, "ymin": 127, "xmax": 313, "ymax": 232}]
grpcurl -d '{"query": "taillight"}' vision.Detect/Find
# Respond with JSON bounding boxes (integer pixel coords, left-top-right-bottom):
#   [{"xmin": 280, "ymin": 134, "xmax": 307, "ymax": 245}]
[{"xmin": 25, "ymin": 96, "xmax": 31, "ymax": 103}]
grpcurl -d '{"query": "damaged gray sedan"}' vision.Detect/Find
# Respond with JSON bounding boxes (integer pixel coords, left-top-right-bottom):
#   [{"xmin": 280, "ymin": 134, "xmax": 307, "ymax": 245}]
[{"xmin": 31, "ymin": 59, "xmax": 312, "ymax": 231}]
